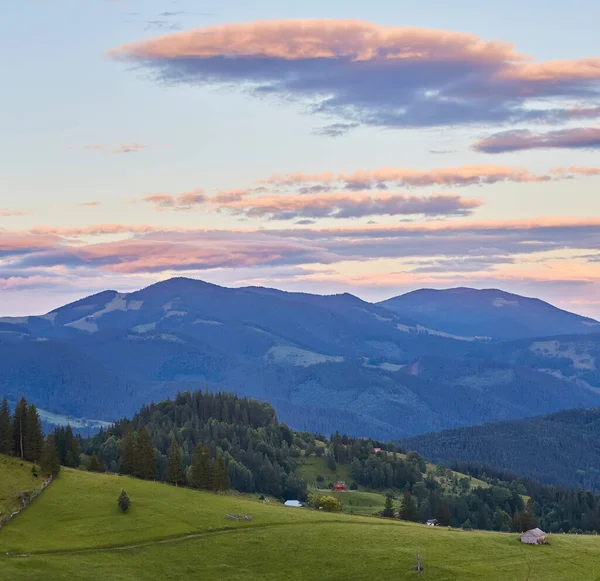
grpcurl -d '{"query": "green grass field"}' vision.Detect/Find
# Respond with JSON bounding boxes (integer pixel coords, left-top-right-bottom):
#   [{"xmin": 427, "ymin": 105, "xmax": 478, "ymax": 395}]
[
  {"xmin": 0, "ymin": 456, "xmax": 46, "ymax": 519},
  {"xmin": 330, "ymin": 490, "xmax": 386, "ymax": 515},
  {"xmin": 296, "ymin": 455, "xmax": 353, "ymax": 488},
  {"xmin": 3, "ymin": 468, "xmax": 600, "ymax": 580}
]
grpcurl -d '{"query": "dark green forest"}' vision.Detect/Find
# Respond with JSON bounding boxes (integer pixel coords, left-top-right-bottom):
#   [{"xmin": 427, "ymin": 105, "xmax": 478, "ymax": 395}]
[{"xmin": 402, "ymin": 408, "xmax": 600, "ymax": 490}]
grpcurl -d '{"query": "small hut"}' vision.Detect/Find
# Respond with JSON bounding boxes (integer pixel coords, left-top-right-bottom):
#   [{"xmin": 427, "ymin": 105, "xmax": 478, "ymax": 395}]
[
  {"xmin": 284, "ymin": 500, "xmax": 302, "ymax": 508},
  {"xmin": 332, "ymin": 481, "xmax": 348, "ymax": 492},
  {"xmin": 520, "ymin": 528, "xmax": 546, "ymax": 544}
]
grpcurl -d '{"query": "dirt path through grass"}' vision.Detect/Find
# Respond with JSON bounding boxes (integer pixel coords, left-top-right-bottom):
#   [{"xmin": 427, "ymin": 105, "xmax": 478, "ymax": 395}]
[{"xmin": 4, "ymin": 518, "xmax": 399, "ymax": 559}]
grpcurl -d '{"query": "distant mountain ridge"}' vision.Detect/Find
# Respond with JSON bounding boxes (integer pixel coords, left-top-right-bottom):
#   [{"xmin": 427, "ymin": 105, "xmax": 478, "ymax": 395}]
[
  {"xmin": 1, "ymin": 277, "xmax": 600, "ymax": 438},
  {"xmin": 379, "ymin": 287, "xmax": 599, "ymax": 340}
]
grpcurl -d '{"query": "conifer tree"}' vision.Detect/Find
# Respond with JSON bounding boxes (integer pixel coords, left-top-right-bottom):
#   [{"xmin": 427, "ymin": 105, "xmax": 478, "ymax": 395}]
[
  {"xmin": 0, "ymin": 397, "xmax": 12, "ymax": 455},
  {"xmin": 40, "ymin": 434, "xmax": 60, "ymax": 476},
  {"xmin": 212, "ymin": 456, "xmax": 230, "ymax": 492},
  {"xmin": 382, "ymin": 493, "xmax": 395, "ymax": 518},
  {"xmin": 67, "ymin": 433, "xmax": 81, "ymax": 467},
  {"xmin": 25, "ymin": 404, "xmax": 44, "ymax": 463},
  {"xmin": 167, "ymin": 440, "xmax": 185, "ymax": 486},
  {"xmin": 190, "ymin": 443, "xmax": 212, "ymax": 489},
  {"xmin": 399, "ymin": 490, "xmax": 418, "ymax": 522},
  {"xmin": 12, "ymin": 397, "xmax": 28, "ymax": 459},
  {"xmin": 119, "ymin": 426, "xmax": 135, "ymax": 475},
  {"xmin": 117, "ymin": 489, "xmax": 131, "ymax": 513},
  {"xmin": 133, "ymin": 426, "xmax": 156, "ymax": 480}
]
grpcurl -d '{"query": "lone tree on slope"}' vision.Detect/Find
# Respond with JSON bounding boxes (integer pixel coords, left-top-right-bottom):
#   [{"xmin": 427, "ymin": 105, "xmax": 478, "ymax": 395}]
[{"xmin": 117, "ymin": 489, "xmax": 131, "ymax": 513}]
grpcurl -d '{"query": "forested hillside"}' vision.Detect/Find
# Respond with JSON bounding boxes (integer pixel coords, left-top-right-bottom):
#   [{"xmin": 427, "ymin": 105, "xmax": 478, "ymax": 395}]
[{"xmin": 403, "ymin": 408, "xmax": 600, "ymax": 490}]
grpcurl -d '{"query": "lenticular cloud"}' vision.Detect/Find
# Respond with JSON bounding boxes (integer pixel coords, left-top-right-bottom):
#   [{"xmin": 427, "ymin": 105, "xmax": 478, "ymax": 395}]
[{"xmin": 109, "ymin": 19, "xmax": 600, "ymax": 131}]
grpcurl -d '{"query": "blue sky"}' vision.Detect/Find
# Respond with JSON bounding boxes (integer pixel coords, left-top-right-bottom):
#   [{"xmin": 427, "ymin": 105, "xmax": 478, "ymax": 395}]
[{"xmin": 1, "ymin": 0, "xmax": 599, "ymax": 316}]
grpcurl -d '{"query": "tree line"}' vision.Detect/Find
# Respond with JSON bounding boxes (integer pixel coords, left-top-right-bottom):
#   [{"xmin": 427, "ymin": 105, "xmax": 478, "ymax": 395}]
[{"xmin": 0, "ymin": 397, "xmax": 60, "ymax": 476}]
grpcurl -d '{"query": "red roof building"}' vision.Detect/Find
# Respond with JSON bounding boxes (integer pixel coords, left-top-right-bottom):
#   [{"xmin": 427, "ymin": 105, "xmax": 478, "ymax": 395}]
[{"xmin": 332, "ymin": 481, "xmax": 348, "ymax": 492}]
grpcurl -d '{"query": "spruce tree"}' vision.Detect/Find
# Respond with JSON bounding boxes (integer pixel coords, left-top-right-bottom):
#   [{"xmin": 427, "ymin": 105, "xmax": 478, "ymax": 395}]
[
  {"xmin": 12, "ymin": 397, "xmax": 28, "ymax": 459},
  {"xmin": 382, "ymin": 493, "xmax": 395, "ymax": 518},
  {"xmin": 65, "ymin": 425, "xmax": 80, "ymax": 467},
  {"xmin": 399, "ymin": 490, "xmax": 418, "ymax": 522},
  {"xmin": 167, "ymin": 440, "xmax": 185, "ymax": 486},
  {"xmin": 0, "ymin": 398, "xmax": 12, "ymax": 455},
  {"xmin": 212, "ymin": 456, "xmax": 230, "ymax": 492},
  {"xmin": 119, "ymin": 426, "xmax": 135, "ymax": 475},
  {"xmin": 25, "ymin": 404, "xmax": 44, "ymax": 463},
  {"xmin": 133, "ymin": 426, "xmax": 156, "ymax": 480},
  {"xmin": 40, "ymin": 434, "xmax": 60, "ymax": 476},
  {"xmin": 190, "ymin": 444, "xmax": 212, "ymax": 489}
]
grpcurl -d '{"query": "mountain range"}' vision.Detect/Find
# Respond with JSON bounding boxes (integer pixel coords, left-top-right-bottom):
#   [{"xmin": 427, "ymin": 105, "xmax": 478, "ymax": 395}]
[{"xmin": 1, "ymin": 278, "xmax": 600, "ymax": 438}]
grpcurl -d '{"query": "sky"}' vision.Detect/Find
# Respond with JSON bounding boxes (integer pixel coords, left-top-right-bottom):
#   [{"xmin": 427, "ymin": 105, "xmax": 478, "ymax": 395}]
[{"xmin": 1, "ymin": 0, "xmax": 600, "ymax": 317}]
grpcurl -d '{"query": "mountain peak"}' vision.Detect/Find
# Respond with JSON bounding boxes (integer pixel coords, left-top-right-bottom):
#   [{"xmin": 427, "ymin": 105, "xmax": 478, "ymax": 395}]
[{"xmin": 379, "ymin": 287, "xmax": 599, "ymax": 340}]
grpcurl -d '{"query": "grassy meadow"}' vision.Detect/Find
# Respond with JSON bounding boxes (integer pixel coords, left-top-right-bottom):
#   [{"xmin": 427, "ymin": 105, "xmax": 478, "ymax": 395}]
[
  {"xmin": 0, "ymin": 455, "xmax": 46, "ymax": 519},
  {"xmin": 2, "ymin": 467, "xmax": 600, "ymax": 580},
  {"xmin": 296, "ymin": 455, "xmax": 353, "ymax": 487}
]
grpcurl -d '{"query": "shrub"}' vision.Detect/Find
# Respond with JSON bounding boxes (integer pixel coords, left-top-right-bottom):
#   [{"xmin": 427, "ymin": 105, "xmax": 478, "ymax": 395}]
[{"xmin": 320, "ymin": 496, "xmax": 342, "ymax": 513}]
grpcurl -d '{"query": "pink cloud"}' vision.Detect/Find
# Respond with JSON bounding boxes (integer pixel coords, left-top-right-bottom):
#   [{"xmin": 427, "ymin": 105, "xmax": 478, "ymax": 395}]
[
  {"xmin": 262, "ymin": 164, "xmax": 551, "ymax": 188},
  {"xmin": 502, "ymin": 59, "xmax": 600, "ymax": 83},
  {"xmin": 212, "ymin": 190, "xmax": 253, "ymax": 204},
  {"xmin": 0, "ymin": 209, "xmax": 28, "ymax": 217},
  {"xmin": 108, "ymin": 20, "xmax": 600, "ymax": 130},
  {"xmin": 218, "ymin": 191, "xmax": 481, "ymax": 219},
  {"xmin": 551, "ymin": 166, "xmax": 600, "ymax": 176},
  {"xmin": 473, "ymin": 127, "xmax": 600, "ymax": 153},
  {"xmin": 108, "ymin": 20, "xmax": 521, "ymax": 63},
  {"xmin": 56, "ymin": 233, "xmax": 333, "ymax": 274},
  {"xmin": 0, "ymin": 234, "xmax": 61, "ymax": 253},
  {"xmin": 142, "ymin": 189, "xmax": 206, "ymax": 210},
  {"xmin": 17, "ymin": 216, "xmax": 600, "ymax": 239}
]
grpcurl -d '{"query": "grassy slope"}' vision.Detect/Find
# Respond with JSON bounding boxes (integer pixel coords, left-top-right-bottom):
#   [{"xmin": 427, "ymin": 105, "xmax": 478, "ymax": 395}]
[
  {"xmin": 296, "ymin": 455, "xmax": 353, "ymax": 487},
  {"xmin": 330, "ymin": 490, "xmax": 385, "ymax": 515},
  {"xmin": 296, "ymin": 454, "xmax": 487, "ymax": 494},
  {"xmin": 295, "ymin": 456, "xmax": 386, "ymax": 514},
  {"xmin": 296, "ymin": 454, "xmax": 488, "ymax": 517},
  {"xmin": 0, "ymin": 455, "xmax": 46, "ymax": 519},
  {"xmin": 2, "ymin": 470, "xmax": 600, "ymax": 581}
]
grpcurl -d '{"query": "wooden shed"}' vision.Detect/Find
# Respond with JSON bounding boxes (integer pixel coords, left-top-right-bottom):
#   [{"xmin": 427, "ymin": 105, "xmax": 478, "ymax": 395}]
[{"xmin": 520, "ymin": 528, "xmax": 546, "ymax": 544}]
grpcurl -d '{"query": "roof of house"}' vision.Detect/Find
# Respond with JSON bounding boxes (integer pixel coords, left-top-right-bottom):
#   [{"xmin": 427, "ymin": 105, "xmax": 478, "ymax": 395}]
[
  {"xmin": 522, "ymin": 528, "xmax": 546, "ymax": 537},
  {"xmin": 284, "ymin": 500, "xmax": 302, "ymax": 507}
]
